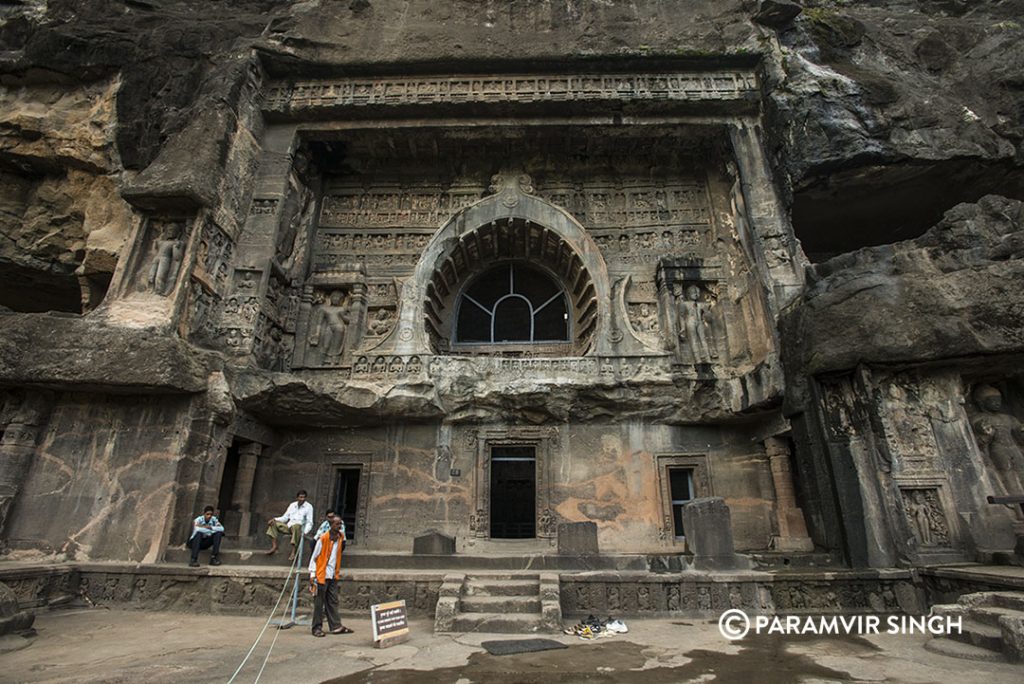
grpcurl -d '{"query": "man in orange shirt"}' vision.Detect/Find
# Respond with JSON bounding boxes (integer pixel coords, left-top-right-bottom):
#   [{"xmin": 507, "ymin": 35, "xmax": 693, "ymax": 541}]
[{"xmin": 308, "ymin": 514, "xmax": 352, "ymax": 637}]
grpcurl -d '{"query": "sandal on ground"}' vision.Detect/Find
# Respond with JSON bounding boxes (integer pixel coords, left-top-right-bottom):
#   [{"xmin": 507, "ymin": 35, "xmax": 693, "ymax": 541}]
[
  {"xmin": 312, "ymin": 629, "xmax": 325, "ymax": 637},
  {"xmin": 330, "ymin": 626, "xmax": 353, "ymax": 634}
]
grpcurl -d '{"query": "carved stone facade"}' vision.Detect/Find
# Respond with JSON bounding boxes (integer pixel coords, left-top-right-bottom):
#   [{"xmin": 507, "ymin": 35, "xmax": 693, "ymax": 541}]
[{"xmin": 2, "ymin": 44, "xmax": 1021, "ymax": 617}]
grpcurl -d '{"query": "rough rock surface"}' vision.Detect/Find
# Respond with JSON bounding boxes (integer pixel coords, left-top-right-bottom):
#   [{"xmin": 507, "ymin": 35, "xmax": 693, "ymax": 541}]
[
  {"xmin": 0, "ymin": 312, "xmax": 211, "ymax": 393},
  {"xmin": 2, "ymin": 2, "xmax": 1023, "ymax": 300},
  {"xmin": 782, "ymin": 194, "xmax": 1024, "ymax": 389}
]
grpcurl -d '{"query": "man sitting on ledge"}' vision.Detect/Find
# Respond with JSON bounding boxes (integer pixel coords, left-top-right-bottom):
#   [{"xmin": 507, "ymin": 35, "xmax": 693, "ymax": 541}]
[
  {"xmin": 266, "ymin": 489, "xmax": 314, "ymax": 561},
  {"xmin": 188, "ymin": 506, "xmax": 224, "ymax": 567}
]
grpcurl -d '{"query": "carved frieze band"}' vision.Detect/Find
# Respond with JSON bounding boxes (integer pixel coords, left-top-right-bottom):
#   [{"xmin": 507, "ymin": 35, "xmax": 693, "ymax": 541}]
[
  {"xmin": 338, "ymin": 354, "xmax": 675, "ymax": 381},
  {"xmin": 265, "ymin": 71, "xmax": 758, "ymax": 113},
  {"xmin": 318, "ymin": 183, "xmax": 711, "ymax": 231}
]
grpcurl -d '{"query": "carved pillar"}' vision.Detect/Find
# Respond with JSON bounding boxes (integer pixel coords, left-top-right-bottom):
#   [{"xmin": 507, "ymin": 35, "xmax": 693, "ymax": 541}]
[
  {"xmin": 230, "ymin": 442, "xmax": 262, "ymax": 536},
  {"xmin": 0, "ymin": 392, "xmax": 52, "ymax": 547},
  {"xmin": 765, "ymin": 437, "xmax": 814, "ymax": 552},
  {"xmin": 728, "ymin": 123, "xmax": 806, "ymax": 312},
  {"xmin": 220, "ymin": 125, "xmax": 302, "ymax": 364}
]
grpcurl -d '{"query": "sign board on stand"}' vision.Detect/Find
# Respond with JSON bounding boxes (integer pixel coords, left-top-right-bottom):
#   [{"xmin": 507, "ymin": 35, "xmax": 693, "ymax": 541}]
[{"xmin": 370, "ymin": 599, "xmax": 409, "ymax": 648}]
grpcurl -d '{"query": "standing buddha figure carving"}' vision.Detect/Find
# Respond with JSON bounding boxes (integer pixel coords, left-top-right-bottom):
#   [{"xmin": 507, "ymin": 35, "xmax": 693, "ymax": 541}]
[
  {"xmin": 972, "ymin": 384, "xmax": 1024, "ymax": 494},
  {"xmin": 147, "ymin": 222, "xmax": 185, "ymax": 296},
  {"xmin": 677, "ymin": 284, "xmax": 716, "ymax": 364},
  {"xmin": 308, "ymin": 290, "xmax": 350, "ymax": 365}
]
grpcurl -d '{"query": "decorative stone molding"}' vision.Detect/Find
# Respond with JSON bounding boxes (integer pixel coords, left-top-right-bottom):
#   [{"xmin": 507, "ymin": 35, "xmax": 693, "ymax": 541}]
[{"xmin": 264, "ymin": 71, "xmax": 759, "ymax": 115}]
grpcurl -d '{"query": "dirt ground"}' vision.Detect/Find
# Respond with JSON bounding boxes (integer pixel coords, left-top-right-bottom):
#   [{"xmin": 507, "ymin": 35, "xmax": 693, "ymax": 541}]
[{"xmin": 2, "ymin": 608, "xmax": 1022, "ymax": 683}]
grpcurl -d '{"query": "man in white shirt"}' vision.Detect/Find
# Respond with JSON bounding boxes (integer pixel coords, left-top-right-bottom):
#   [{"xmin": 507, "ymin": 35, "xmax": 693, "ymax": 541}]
[
  {"xmin": 308, "ymin": 515, "xmax": 351, "ymax": 636},
  {"xmin": 265, "ymin": 489, "xmax": 314, "ymax": 561}
]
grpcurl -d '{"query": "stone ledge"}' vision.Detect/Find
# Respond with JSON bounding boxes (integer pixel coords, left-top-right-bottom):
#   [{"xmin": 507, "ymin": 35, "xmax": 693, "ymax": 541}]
[{"xmin": 0, "ymin": 313, "xmax": 211, "ymax": 393}]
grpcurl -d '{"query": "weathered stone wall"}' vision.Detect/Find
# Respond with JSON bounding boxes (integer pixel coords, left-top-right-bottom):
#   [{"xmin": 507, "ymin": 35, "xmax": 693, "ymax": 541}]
[
  {"xmin": 5, "ymin": 393, "xmax": 197, "ymax": 562},
  {"xmin": 783, "ymin": 196, "xmax": 1024, "ymax": 568},
  {"xmin": 265, "ymin": 420, "xmax": 780, "ymax": 554},
  {"xmin": 0, "ymin": 1, "xmax": 1022, "ymax": 572}
]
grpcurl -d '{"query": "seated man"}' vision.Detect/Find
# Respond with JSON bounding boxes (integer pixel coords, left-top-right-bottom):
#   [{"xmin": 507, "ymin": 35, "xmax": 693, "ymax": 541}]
[
  {"xmin": 188, "ymin": 506, "xmax": 224, "ymax": 567},
  {"xmin": 266, "ymin": 489, "xmax": 314, "ymax": 561}
]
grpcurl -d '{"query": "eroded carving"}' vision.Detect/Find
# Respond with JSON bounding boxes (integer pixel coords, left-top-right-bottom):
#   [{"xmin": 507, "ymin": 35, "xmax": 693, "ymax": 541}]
[
  {"xmin": 145, "ymin": 220, "xmax": 187, "ymax": 296},
  {"xmin": 901, "ymin": 488, "xmax": 951, "ymax": 547},
  {"xmin": 971, "ymin": 384, "xmax": 1024, "ymax": 493}
]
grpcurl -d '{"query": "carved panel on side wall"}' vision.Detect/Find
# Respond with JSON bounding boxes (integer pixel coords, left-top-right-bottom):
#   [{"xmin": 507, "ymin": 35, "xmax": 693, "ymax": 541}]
[{"xmin": 897, "ymin": 485, "xmax": 953, "ymax": 549}]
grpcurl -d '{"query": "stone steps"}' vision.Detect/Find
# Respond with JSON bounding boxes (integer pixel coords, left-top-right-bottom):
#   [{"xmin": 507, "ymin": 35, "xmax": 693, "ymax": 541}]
[
  {"xmin": 948, "ymin": 619, "xmax": 1005, "ymax": 652},
  {"xmin": 927, "ymin": 591, "xmax": 1024, "ymax": 662},
  {"xmin": 460, "ymin": 595, "xmax": 541, "ymax": 614},
  {"xmin": 970, "ymin": 605, "xmax": 1024, "ymax": 629},
  {"xmin": 924, "ymin": 637, "xmax": 1008, "ymax": 663},
  {"xmin": 464, "ymin": 577, "xmax": 539, "ymax": 596},
  {"xmin": 450, "ymin": 613, "xmax": 546, "ymax": 633},
  {"xmin": 991, "ymin": 592, "xmax": 1024, "ymax": 612},
  {"xmin": 434, "ymin": 572, "xmax": 561, "ymax": 634}
]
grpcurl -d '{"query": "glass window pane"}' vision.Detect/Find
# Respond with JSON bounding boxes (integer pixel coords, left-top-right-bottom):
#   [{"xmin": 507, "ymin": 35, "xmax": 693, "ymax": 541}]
[
  {"xmin": 493, "ymin": 297, "xmax": 532, "ymax": 341},
  {"xmin": 669, "ymin": 468, "xmax": 693, "ymax": 501},
  {"xmin": 513, "ymin": 263, "xmax": 560, "ymax": 302},
  {"xmin": 533, "ymin": 294, "xmax": 568, "ymax": 341},
  {"xmin": 456, "ymin": 304, "xmax": 491, "ymax": 342},
  {"xmin": 464, "ymin": 264, "xmax": 511, "ymax": 309},
  {"xmin": 673, "ymin": 504, "xmax": 685, "ymax": 537}
]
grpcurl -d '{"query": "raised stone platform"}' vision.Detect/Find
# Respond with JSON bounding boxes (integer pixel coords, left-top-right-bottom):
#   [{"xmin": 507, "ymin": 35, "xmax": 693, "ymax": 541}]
[
  {"xmin": 921, "ymin": 564, "xmax": 1024, "ymax": 605},
  {"xmin": 0, "ymin": 558, "xmax": 942, "ymax": 629}
]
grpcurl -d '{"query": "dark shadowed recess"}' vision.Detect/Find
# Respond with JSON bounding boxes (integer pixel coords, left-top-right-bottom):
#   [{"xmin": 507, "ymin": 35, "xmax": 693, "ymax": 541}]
[
  {"xmin": 792, "ymin": 159, "xmax": 1024, "ymax": 262},
  {"xmin": 0, "ymin": 259, "xmax": 82, "ymax": 313}
]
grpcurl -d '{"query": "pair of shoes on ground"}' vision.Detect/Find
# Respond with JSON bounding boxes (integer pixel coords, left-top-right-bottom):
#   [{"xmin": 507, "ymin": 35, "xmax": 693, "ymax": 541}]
[
  {"xmin": 187, "ymin": 556, "xmax": 221, "ymax": 568},
  {"xmin": 563, "ymin": 614, "xmax": 628, "ymax": 639},
  {"xmin": 312, "ymin": 627, "xmax": 354, "ymax": 637},
  {"xmin": 605, "ymin": 618, "xmax": 628, "ymax": 633}
]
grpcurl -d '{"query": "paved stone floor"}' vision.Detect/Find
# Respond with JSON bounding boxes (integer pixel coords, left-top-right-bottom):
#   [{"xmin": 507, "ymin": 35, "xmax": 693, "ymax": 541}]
[{"xmin": 2, "ymin": 607, "xmax": 1023, "ymax": 683}]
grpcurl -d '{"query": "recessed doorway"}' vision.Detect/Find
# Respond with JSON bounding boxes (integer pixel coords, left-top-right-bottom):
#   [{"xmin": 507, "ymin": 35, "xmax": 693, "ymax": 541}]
[
  {"xmin": 490, "ymin": 446, "xmax": 537, "ymax": 539},
  {"xmin": 332, "ymin": 467, "xmax": 362, "ymax": 542}
]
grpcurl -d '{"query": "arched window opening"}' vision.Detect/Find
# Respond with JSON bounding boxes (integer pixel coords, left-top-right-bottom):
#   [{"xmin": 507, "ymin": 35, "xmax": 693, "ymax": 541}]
[{"xmin": 455, "ymin": 263, "xmax": 569, "ymax": 345}]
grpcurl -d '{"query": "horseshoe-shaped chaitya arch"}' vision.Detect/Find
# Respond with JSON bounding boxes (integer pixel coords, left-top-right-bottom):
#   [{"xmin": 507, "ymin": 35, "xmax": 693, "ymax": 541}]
[{"xmin": 392, "ymin": 172, "xmax": 613, "ymax": 356}]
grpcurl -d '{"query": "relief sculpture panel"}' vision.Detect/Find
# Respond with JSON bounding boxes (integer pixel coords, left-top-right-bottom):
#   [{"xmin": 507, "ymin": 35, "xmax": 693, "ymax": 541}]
[{"xmin": 969, "ymin": 383, "xmax": 1024, "ymax": 495}]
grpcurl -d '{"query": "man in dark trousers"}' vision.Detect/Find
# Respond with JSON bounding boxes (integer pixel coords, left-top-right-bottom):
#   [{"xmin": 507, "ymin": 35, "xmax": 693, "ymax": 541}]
[
  {"xmin": 188, "ymin": 506, "xmax": 224, "ymax": 567},
  {"xmin": 308, "ymin": 515, "xmax": 352, "ymax": 637}
]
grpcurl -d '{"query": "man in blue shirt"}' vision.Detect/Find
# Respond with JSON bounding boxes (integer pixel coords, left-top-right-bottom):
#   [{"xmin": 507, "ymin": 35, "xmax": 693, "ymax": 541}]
[
  {"xmin": 315, "ymin": 509, "xmax": 336, "ymax": 538},
  {"xmin": 188, "ymin": 506, "xmax": 225, "ymax": 567}
]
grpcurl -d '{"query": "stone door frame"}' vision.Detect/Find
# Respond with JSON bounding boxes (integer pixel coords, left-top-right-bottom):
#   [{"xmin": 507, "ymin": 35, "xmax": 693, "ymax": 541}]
[
  {"xmin": 655, "ymin": 453, "xmax": 712, "ymax": 547},
  {"xmin": 314, "ymin": 451, "xmax": 372, "ymax": 547},
  {"xmin": 471, "ymin": 426, "xmax": 556, "ymax": 540}
]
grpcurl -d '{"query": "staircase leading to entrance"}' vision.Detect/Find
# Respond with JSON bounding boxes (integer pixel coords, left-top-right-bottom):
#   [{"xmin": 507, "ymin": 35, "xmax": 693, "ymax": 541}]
[
  {"xmin": 926, "ymin": 591, "xmax": 1024, "ymax": 662},
  {"xmin": 434, "ymin": 573, "xmax": 561, "ymax": 633}
]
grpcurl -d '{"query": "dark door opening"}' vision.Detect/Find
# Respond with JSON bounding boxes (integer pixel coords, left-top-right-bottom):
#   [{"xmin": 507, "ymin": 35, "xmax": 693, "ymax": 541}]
[
  {"xmin": 217, "ymin": 439, "xmax": 242, "ymax": 517},
  {"xmin": 669, "ymin": 467, "xmax": 694, "ymax": 539},
  {"xmin": 332, "ymin": 467, "xmax": 361, "ymax": 542},
  {"xmin": 490, "ymin": 446, "xmax": 536, "ymax": 539}
]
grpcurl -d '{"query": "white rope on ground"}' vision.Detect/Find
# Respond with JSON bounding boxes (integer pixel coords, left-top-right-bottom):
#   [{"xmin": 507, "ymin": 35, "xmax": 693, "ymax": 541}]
[
  {"xmin": 226, "ymin": 550, "xmax": 301, "ymax": 684},
  {"xmin": 252, "ymin": 574, "xmax": 297, "ymax": 684}
]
